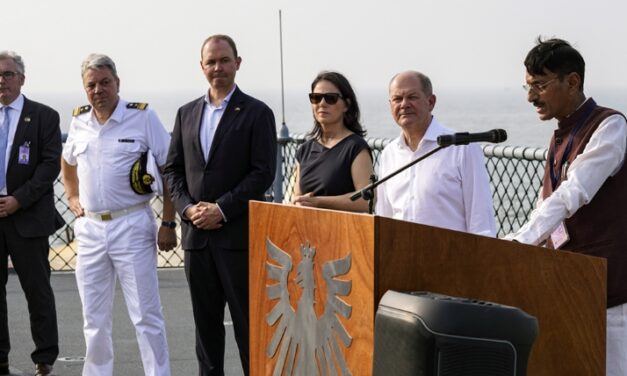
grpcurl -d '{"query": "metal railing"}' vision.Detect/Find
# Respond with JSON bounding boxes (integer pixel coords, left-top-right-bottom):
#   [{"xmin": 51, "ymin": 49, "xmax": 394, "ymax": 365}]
[{"xmin": 46, "ymin": 135, "xmax": 547, "ymax": 271}]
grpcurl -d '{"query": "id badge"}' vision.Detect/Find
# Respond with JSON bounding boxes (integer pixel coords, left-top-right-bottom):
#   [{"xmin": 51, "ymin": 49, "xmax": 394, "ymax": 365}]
[
  {"xmin": 18, "ymin": 142, "xmax": 30, "ymax": 165},
  {"xmin": 550, "ymin": 222, "xmax": 570, "ymax": 249}
]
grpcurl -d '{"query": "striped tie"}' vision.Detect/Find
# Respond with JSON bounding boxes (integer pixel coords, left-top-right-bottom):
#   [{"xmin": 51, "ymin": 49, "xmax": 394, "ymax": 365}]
[{"xmin": 0, "ymin": 106, "xmax": 9, "ymax": 191}]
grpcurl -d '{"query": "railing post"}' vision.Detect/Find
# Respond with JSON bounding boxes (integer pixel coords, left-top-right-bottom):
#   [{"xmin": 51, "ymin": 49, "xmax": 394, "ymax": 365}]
[{"xmin": 272, "ymin": 121, "xmax": 290, "ymax": 203}]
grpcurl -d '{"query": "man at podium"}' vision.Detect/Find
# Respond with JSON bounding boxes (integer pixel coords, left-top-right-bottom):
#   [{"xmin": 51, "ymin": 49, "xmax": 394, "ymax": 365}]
[
  {"xmin": 507, "ymin": 37, "xmax": 627, "ymax": 376},
  {"xmin": 375, "ymin": 70, "xmax": 496, "ymax": 237}
]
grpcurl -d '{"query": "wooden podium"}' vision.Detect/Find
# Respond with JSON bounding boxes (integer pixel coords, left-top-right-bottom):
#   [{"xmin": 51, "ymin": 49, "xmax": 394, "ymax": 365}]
[{"xmin": 249, "ymin": 201, "xmax": 607, "ymax": 375}]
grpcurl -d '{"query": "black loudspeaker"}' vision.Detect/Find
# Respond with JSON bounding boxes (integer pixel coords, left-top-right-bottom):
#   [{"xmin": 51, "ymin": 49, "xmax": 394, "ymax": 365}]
[{"xmin": 373, "ymin": 291, "xmax": 539, "ymax": 376}]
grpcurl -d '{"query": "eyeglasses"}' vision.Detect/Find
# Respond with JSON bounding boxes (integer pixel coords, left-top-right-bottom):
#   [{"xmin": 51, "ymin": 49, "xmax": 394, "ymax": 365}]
[
  {"xmin": 522, "ymin": 78, "xmax": 558, "ymax": 93},
  {"xmin": 0, "ymin": 71, "xmax": 19, "ymax": 80},
  {"xmin": 308, "ymin": 92, "xmax": 343, "ymax": 105}
]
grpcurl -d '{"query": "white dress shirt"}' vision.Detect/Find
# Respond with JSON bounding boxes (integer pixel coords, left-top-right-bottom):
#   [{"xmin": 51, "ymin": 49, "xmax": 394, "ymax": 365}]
[
  {"xmin": 0, "ymin": 94, "xmax": 24, "ymax": 195},
  {"xmin": 62, "ymin": 99, "xmax": 171, "ymax": 212},
  {"xmin": 200, "ymin": 85, "xmax": 236, "ymax": 161},
  {"xmin": 505, "ymin": 113, "xmax": 627, "ymax": 245},
  {"xmin": 182, "ymin": 86, "xmax": 236, "ymax": 222},
  {"xmin": 376, "ymin": 117, "xmax": 496, "ymax": 236}
]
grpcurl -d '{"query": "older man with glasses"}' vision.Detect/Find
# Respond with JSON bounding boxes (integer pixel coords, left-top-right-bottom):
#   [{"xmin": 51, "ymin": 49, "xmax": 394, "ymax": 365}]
[
  {"xmin": 505, "ymin": 37, "xmax": 627, "ymax": 376},
  {"xmin": 0, "ymin": 51, "xmax": 64, "ymax": 376}
]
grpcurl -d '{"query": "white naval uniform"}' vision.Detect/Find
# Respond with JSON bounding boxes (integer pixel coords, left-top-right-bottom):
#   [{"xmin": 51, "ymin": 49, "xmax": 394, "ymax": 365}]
[{"xmin": 63, "ymin": 99, "xmax": 171, "ymax": 376}]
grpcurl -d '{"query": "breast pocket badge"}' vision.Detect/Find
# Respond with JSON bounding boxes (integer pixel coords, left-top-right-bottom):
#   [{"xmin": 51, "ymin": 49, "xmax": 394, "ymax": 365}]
[{"xmin": 18, "ymin": 142, "xmax": 30, "ymax": 165}]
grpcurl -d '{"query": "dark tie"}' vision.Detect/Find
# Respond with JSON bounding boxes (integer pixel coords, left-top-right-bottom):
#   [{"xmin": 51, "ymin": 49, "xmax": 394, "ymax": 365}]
[{"xmin": 0, "ymin": 106, "xmax": 9, "ymax": 191}]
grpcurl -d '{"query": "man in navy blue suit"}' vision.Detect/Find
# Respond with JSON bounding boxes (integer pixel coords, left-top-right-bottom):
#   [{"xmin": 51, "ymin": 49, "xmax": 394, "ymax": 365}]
[
  {"xmin": 164, "ymin": 35, "xmax": 277, "ymax": 376},
  {"xmin": 0, "ymin": 51, "xmax": 62, "ymax": 376}
]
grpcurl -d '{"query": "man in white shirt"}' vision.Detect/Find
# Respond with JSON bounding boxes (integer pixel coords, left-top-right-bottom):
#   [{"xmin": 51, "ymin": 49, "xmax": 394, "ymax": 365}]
[
  {"xmin": 376, "ymin": 70, "xmax": 496, "ymax": 237},
  {"xmin": 505, "ymin": 37, "xmax": 627, "ymax": 376},
  {"xmin": 61, "ymin": 54, "xmax": 176, "ymax": 376}
]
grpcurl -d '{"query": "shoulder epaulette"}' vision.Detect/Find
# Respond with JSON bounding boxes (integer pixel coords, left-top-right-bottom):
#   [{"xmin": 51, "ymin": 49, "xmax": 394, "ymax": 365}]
[
  {"xmin": 127, "ymin": 102, "xmax": 149, "ymax": 110},
  {"xmin": 72, "ymin": 105, "xmax": 91, "ymax": 117}
]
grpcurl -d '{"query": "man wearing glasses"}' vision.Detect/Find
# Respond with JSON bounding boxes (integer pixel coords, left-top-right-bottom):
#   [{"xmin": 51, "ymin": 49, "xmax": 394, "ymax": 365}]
[
  {"xmin": 375, "ymin": 70, "xmax": 496, "ymax": 237},
  {"xmin": 0, "ymin": 51, "xmax": 63, "ymax": 376},
  {"xmin": 505, "ymin": 37, "xmax": 627, "ymax": 376},
  {"xmin": 164, "ymin": 35, "xmax": 277, "ymax": 375}
]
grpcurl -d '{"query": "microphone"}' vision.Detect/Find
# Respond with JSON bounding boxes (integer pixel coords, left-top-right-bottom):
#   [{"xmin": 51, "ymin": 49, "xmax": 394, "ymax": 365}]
[{"xmin": 437, "ymin": 129, "xmax": 507, "ymax": 147}]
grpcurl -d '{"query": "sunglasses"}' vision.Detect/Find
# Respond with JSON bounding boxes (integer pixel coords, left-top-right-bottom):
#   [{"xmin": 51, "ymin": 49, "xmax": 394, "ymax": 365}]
[{"xmin": 308, "ymin": 92, "xmax": 343, "ymax": 105}]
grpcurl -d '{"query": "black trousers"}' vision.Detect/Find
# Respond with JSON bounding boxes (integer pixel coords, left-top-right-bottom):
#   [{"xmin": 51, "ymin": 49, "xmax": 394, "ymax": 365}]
[
  {"xmin": 185, "ymin": 245, "xmax": 249, "ymax": 376},
  {"xmin": 0, "ymin": 217, "xmax": 59, "ymax": 365}
]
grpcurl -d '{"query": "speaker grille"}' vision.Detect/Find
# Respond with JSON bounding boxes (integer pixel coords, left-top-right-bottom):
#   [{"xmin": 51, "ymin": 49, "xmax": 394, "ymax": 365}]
[{"xmin": 437, "ymin": 337, "xmax": 515, "ymax": 376}]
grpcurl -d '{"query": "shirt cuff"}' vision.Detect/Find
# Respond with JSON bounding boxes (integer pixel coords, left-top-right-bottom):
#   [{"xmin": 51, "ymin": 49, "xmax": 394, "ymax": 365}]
[
  {"xmin": 216, "ymin": 203, "xmax": 227, "ymax": 222},
  {"xmin": 182, "ymin": 203, "xmax": 193, "ymax": 220}
]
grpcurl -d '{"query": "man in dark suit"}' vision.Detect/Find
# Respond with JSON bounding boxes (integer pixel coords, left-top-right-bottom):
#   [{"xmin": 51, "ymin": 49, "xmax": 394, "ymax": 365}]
[
  {"xmin": 164, "ymin": 35, "xmax": 277, "ymax": 376},
  {"xmin": 0, "ymin": 51, "xmax": 62, "ymax": 376}
]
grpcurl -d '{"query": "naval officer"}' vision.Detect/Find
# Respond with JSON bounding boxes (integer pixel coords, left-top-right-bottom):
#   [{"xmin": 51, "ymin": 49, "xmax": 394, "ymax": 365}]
[{"xmin": 61, "ymin": 53, "xmax": 176, "ymax": 376}]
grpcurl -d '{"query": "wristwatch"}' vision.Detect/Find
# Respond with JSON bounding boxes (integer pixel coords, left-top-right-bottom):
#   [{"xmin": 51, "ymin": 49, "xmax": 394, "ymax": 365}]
[{"xmin": 161, "ymin": 220, "xmax": 176, "ymax": 229}]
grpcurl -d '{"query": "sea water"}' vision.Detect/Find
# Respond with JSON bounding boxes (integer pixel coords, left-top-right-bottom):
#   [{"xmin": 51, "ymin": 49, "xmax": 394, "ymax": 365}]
[{"xmin": 34, "ymin": 86, "xmax": 627, "ymax": 149}]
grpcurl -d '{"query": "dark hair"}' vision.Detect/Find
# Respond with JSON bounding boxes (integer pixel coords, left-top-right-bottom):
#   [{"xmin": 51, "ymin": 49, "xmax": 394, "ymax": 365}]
[
  {"xmin": 524, "ymin": 37, "xmax": 585, "ymax": 90},
  {"xmin": 201, "ymin": 34, "xmax": 238, "ymax": 58},
  {"xmin": 309, "ymin": 71, "xmax": 365, "ymax": 139}
]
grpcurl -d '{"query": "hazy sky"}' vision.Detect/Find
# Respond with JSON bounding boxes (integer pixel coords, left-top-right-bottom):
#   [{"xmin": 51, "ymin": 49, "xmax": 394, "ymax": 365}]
[
  {"xmin": 5, "ymin": 0, "xmax": 627, "ymax": 138},
  {"xmin": 8, "ymin": 0, "xmax": 627, "ymax": 94}
]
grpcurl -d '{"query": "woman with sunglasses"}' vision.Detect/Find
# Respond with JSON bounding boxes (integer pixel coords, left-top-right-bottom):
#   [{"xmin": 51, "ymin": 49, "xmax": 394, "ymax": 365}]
[{"xmin": 292, "ymin": 71, "xmax": 373, "ymax": 212}]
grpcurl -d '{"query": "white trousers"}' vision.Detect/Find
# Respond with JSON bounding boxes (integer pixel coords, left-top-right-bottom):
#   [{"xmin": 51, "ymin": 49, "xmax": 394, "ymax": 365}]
[
  {"xmin": 74, "ymin": 207, "xmax": 171, "ymax": 376},
  {"xmin": 608, "ymin": 303, "xmax": 627, "ymax": 376}
]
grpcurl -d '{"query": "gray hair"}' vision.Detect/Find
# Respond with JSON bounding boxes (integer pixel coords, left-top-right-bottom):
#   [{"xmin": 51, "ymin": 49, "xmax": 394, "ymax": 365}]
[
  {"xmin": 81, "ymin": 53, "xmax": 118, "ymax": 78},
  {"xmin": 389, "ymin": 70, "xmax": 433, "ymax": 97},
  {"xmin": 0, "ymin": 51, "xmax": 25, "ymax": 74}
]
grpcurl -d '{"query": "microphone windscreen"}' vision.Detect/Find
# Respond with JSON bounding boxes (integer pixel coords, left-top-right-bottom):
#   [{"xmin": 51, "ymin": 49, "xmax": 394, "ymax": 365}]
[{"xmin": 492, "ymin": 129, "xmax": 507, "ymax": 143}]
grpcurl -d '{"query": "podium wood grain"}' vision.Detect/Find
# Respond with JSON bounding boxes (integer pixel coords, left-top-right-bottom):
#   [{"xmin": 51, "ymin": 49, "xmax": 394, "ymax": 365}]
[
  {"xmin": 250, "ymin": 202, "xmax": 607, "ymax": 375},
  {"xmin": 250, "ymin": 202, "xmax": 375, "ymax": 376},
  {"xmin": 376, "ymin": 216, "xmax": 606, "ymax": 375}
]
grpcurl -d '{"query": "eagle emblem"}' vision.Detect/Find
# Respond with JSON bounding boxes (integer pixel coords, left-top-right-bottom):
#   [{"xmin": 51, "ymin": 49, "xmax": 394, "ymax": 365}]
[{"xmin": 265, "ymin": 239, "xmax": 353, "ymax": 375}]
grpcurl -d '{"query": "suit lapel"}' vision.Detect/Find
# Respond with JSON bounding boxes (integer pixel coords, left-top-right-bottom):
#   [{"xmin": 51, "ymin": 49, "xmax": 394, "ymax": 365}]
[
  {"xmin": 206, "ymin": 87, "xmax": 243, "ymax": 164},
  {"xmin": 190, "ymin": 97, "xmax": 206, "ymax": 166},
  {"xmin": 8, "ymin": 97, "xmax": 33, "ymax": 166}
]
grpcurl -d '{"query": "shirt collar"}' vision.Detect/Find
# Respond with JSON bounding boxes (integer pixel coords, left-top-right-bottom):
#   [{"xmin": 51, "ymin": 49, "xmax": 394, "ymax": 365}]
[
  {"xmin": 91, "ymin": 98, "xmax": 125, "ymax": 125},
  {"xmin": 1, "ymin": 93, "xmax": 24, "ymax": 113},
  {"xmin": 109, "ymin": 98, "xmax": 126, "ymax": 123},
  {"xmin": 395, "ymin": 116, "xmax": 447, "ymax": 149},
  {"xmin": 557, "ymin": 97, "xmax": 594, "ymax": 131},
  {"xmin": 423, "ymin": 116, "xmax": 448, "ymax": 141},
  {"xmin": 204, "ymin": 85, "xmax": 237, "ymax": 108}
]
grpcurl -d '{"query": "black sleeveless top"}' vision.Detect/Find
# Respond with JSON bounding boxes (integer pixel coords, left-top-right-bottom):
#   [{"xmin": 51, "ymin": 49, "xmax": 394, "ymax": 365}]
[{"xmin": 296, "ymin": 134, "xmax": 371, "ymax": 196}]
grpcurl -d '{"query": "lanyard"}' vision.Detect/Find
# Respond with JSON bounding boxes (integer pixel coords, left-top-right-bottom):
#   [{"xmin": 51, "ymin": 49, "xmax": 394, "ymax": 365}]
[{"xmin": 548, "ymin": 104, "xmax": 596, "ymax": 190}]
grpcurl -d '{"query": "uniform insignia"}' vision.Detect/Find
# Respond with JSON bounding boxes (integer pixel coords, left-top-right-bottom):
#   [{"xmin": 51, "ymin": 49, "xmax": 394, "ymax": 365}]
[
  {"xmin": 142, "ymin": 174, "xmax": 154, "ymax": 185},
  {"xmin": 130, "ymin": 151, "xmax": 163, "ymax": 195},
  {"xmin": 130, "ymin": 152, "xmax": 154, "ymax": 195},
  {"xmin": 127, "ymin": 102, "xmax": 148, "ymax": 110},
  {"xmin": 72, "ymin": 105, "xmax": 91, "ymax": 116}
]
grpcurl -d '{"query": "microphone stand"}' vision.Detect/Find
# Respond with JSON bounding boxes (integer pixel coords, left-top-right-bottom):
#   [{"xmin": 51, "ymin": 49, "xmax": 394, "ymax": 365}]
[{"xmin": 350, "ymin": 145, "xmax": 448, "ymax": 214}]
